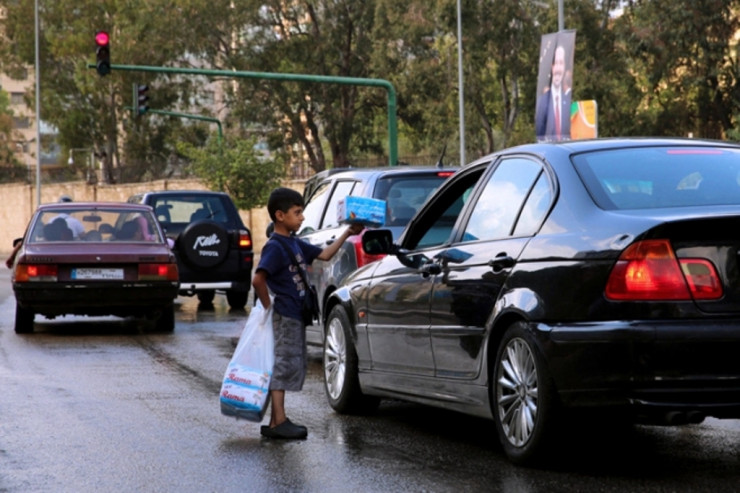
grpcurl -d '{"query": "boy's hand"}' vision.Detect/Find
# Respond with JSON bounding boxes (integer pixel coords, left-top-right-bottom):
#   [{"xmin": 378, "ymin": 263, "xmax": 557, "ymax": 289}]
[{"xmin": 347, "ymin": 223, "xmax": 364, "ymax": 236}]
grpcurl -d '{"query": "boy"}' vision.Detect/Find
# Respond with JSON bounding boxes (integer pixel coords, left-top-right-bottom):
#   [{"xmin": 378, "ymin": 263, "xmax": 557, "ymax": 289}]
[{"xmin": 252, "ymin": 187, "xmax": 363, "ymax": 439}]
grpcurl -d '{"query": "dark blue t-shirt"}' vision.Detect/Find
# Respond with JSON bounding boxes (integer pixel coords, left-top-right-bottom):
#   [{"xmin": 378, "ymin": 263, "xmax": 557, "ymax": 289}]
[{"xmin": 256, "ymin": 234, "xmax": 322, "ymax": 321}]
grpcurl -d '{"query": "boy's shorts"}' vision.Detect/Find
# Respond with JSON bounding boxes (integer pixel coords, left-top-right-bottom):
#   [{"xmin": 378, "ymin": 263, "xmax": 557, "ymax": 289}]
[{"xmin": 270, "ymin": 312, "xmax": 307, "ymax": 391}]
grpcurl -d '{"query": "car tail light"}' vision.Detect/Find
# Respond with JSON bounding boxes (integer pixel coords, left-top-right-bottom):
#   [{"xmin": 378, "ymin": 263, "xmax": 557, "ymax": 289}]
[
  {"xmin": 348, "ymin": 233, "xmax": 386, "ymax": 268},
  {"xmin": 679, "ymin": 259, "xmax": 723, "ymax": 300},
  {"xmin": 15, "ymin": 264, "xmax": 58, "ymax": 282},
  {"xmin": 238, "ymin": 230, "xmax": 252, "ymax": 249},
  {"xmin": 138, "ymin": 263, "xmax": 178, "ymax": 281},
  {"xmin": 605, "ymin": 239, "xmax": 722, "ymax": 301},
  {"xmin": 436, "ymin": 171, "xmax": 455, "ymax": 178}
]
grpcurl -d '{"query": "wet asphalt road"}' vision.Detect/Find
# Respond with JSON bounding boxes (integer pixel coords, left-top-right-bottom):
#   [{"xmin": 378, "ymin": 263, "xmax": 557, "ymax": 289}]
[{"xmin": 0, "ymin": 268, "xmax": 739, "ymax": 493}]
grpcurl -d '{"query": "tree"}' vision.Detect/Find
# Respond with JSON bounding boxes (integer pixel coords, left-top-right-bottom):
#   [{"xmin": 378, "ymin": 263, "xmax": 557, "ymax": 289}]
[
  {"xmin": 613, "ymin": 0, "xmax": 740, "ymax": 138},
  {"xmin": 0, "ymin": 90, "xmax": 27, "ymax": 182},
  {"xmin": 177, "ymin": 136, "xmax": 286, "ymax": 210},
  {"xmin": 201, "ymin": 0, "xmax": 386, "ymax": 172},
  {"xmin": 0, "ymin": 0, "xmax": 212, "ymax": 183}
]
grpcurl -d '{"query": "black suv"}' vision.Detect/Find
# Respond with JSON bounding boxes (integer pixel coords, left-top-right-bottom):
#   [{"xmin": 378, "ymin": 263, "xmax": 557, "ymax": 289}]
[
  {"xmin": 128, "ymin": 190, "xmax": 253, "ymax": 309},
  {"xmin": 298, "ymin": 166, "xmax": 456, "ymax": 345}
]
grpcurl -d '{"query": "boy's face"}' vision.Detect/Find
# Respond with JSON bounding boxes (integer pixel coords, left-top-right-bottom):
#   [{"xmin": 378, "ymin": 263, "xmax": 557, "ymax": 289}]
[{"xmin": 275, "ymin": 205, "xmax": 304, "ymax": 234}]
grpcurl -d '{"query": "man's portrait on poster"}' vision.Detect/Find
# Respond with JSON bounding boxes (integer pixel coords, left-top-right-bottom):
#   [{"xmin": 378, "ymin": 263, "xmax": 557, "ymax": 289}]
[{"xmin": 535, "ymin": 32, "xmax": 575, "ymax": 142}]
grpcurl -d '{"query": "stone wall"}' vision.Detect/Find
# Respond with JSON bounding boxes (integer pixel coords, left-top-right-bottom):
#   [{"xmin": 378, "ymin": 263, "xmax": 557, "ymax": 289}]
[{"xmin": 0, "ymin": 179, "xmax": 305, "ymax": 255}]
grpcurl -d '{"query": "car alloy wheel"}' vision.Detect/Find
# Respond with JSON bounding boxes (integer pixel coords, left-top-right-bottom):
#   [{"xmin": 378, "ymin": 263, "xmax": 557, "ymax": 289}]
[
  {"xmin": 323, "ymin": 305, "xmax": 379, "ymax": 414},
  {"xmin": 496, "ymin": 336, "xmax": 538, "ymax": 447},
  {"xmin": 324, "ymin": 312, "xmax": 347, "ymax": 402},
  {"xmin": 492, "ymin": 321, "xmax": 556, "ymax": 465}
]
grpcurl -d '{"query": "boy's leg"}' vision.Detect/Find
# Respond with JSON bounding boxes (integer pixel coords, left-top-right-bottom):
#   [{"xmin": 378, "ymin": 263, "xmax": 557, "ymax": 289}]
[{"xmin": 269, "ymin": 389, "xmax": 286, "ymax": 427}]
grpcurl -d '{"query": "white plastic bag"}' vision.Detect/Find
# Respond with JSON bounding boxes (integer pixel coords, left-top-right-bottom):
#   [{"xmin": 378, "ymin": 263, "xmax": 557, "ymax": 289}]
[{"xmin": 220, "ymin": 300, "xmax": 274, "ymax": 421}]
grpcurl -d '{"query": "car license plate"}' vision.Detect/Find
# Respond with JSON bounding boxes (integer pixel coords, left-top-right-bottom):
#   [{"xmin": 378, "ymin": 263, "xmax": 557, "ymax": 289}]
[{"xmin": 71, "ymin": 268, "xmax": 124, "ymax": 280}]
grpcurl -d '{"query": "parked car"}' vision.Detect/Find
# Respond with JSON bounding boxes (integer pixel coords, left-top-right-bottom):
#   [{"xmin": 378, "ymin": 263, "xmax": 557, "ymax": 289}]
[
  {"xmin": 321, "ymin": 138, "xmax": 740, "ymax": 465},
  {"xmin": 297, "ymin": 166, "xmax": 457, "ymax": 345},
  {"xmin": 10, "ymin": 202, "xmax": 179, "ymax": 333},
  {"xmin": 127, "ymin": 190, "xmax": 253, "ymax": 309}
]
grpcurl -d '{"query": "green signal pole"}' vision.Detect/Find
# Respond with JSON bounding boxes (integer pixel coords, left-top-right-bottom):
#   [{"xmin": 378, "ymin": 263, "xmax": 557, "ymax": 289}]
[
  {"xmin": 94, "ymin": 64, "xmax": 398, "ymax": 166},
  {"xmin": 127, "ymin": 105, "xmax": 223, "ymax": 157}
]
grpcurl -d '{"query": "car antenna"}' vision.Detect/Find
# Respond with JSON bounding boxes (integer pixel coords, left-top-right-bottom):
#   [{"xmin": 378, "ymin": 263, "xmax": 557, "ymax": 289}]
[{"xmin": 435, "ymin": 145, "xmax": 447, "ymax": 169}]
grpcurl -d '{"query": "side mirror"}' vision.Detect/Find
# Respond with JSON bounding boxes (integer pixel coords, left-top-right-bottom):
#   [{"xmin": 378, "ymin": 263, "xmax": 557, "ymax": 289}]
[{"xmin": 362, "ymin": 229, "xmax": 394, "ymax": 255}]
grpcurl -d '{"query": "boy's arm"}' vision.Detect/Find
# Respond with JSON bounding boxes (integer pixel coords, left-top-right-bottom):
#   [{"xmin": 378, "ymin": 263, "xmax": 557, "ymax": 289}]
[
  {"xmin": 252, "ymin": 269, "xmax": 271, "ymax": 309},
  {"xmin": 316, "ymin": 224, "xmax": 364, "ymax": 261}
]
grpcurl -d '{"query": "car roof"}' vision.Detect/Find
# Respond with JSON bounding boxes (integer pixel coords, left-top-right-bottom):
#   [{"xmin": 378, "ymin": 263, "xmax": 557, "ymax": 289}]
[
  {"xmin": 36, "ymin": 202, "xmax": 153, "ymax": 212},
  {"xmin": 309, "ymin": 165, "xmax": 455, "ymax": 179},
  {"xmin": 135, "ymin": 190, "xmax": 230, "ymax": 197},
  {"xmin": 466, "ymin": 137, "xmax": 740, "ymax": 167}
]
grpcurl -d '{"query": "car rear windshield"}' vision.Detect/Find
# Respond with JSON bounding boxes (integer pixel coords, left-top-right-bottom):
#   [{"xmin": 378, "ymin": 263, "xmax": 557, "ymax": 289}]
[
  {"xmin": 374, "ymin": 172, "xmax": 453, "ymax": 226},
  {"xmin": 29, "ymin": 209, "xmax": 163, "ymax": 243},
  {"xmin": 572, "ymin": 146, "xmax": 740, "ymax": 210},
  {"xmin": 150, "ymin": 195, "xmax": 237, "ymax": 232}
]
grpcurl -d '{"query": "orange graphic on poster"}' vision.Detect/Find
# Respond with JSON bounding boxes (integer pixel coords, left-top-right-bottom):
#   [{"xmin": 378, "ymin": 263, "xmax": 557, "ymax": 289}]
[{"xmin": 570, "ymin": 100, "xmax": 598, "ymax": 140}]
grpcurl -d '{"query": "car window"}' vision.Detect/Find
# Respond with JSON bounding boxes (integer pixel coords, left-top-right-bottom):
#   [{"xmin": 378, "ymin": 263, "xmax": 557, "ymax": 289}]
[
  {"xmin": 31, "ymin": 209, "xmax": 162, "ymax": 243},
  {"xmin": 151, "ymin": 196, "xmax": 231, "ymax": 226},
  {"xmin": 376, "ymin": 175, "xmax": 449, "ymax": 227},
  {"xmin": 462, "ymin": 158, "xmax": 544, "ymax": 242},
  {"xmin": 514, "ymin": 172, "xmax": 553, "ymax": 236},
  {"xmin": 405, "ymin": 168, "xmax": 487, "ymax": 250},
  {"xmin": 302, "ymin": 182, "xmax": 332, "ymax": 232},
  {"xmin": 572, "ymin": 146, "xmax": 740, "ymax": 210},
  {"xmin": 321, "ymin": 180, "xmax": 359, "ymax": 229}
]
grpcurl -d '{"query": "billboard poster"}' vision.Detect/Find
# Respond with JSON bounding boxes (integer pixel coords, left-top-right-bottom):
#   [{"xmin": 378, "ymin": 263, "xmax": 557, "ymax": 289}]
[
  {"xmin": 535, "ymin": 30, "xmax": 576, "ymax": 142},
  {"xmin": 570, "ymin": 100, "xmax": 598, "ymax": 139}
]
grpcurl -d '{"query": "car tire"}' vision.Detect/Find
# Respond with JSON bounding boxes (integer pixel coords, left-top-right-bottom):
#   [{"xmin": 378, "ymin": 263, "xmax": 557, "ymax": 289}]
[
  {"xmin": 197, "ymin": 291, "xmax": 215, "ymax": 305},
  {"xmin": 14, "ymin": 302, "xmax": 34, "ymax": 334},
  {"xmin": 492, "ymin": 321, "xmax": 558, "ymax": 466},
  {"xmin": 323, "ymin": 305, "xmax": 380, "ymax": 414},
  {"xmin": 226, "ymin": 289, "xmax": 248, "ymax": 310},
  {"xmin": 155, "ymin": 303, "xmax": 175, "ymax": 332},
  {"xmin": 178, "ymin": 220, "xmax": 229, "ymax": 269}
]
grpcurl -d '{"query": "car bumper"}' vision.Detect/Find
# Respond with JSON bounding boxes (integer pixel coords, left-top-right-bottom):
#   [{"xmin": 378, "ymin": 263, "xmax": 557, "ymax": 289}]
[
  {"xmin": 536, "ymin": 319, "xmax": 740, "ymax": 418},
  {"xmin": 13, "ymin": 281, "xmax": 179, "ymax": 316},
  {"xmin": 178, "ymin": 280, "xmax": 250, "ymax": 294}
]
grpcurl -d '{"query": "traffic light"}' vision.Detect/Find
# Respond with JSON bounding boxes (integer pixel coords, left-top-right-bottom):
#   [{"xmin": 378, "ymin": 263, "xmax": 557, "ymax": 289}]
[
  {"xmin": 95, "ymin": 31, "xmax": 110, "ymax": 76},
  {"xmin": 136, "ymin": 84, "xmax": 149, "ymax": 115}
]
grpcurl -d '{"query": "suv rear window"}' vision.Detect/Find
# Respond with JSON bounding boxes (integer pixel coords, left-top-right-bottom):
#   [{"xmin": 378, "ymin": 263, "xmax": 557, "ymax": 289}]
[{"xmin": 150, "ymin": 195, "xmax": 235, "ymax": 234}]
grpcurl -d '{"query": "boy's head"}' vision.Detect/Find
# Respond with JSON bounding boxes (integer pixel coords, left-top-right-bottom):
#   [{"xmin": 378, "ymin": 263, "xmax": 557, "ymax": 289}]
[{"xmin": 268, "ymin": 187, "xmax": 304, "ymax": 222}]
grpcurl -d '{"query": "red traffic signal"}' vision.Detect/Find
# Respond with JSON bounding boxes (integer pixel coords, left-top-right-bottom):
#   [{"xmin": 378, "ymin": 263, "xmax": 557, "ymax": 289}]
[
  {"xmin": 95, "ymin": 31, "xmax": 110, "ymax": 76},
  {"xmin": 95, "ymin": 31, "xmax": 110, "ymax": 46}
]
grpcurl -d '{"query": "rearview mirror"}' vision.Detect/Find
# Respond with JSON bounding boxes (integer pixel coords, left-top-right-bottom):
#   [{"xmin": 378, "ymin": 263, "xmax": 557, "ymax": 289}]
[{"xmin": 362, "ymin": 229, "xmax": 394, "ymax": 255}]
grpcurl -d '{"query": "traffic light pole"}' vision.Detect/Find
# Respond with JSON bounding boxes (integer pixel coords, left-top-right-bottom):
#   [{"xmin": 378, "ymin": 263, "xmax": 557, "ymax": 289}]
[
  {"xmin": 92, "ymin": 63, "xmax": 399, "ymax": 166},
  {"xmin": 126, "ymin": 106, "xmax": 223, "ymax": 157}
]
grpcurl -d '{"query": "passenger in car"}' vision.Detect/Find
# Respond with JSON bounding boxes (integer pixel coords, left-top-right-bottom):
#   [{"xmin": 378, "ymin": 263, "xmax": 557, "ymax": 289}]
[
  {"xmin": 117, "ymin": 219, "xmax": 144, "ymax": 241},
  {"xmin": 43, "ymin": 217, "xmax": 74, "ymax": 241}
]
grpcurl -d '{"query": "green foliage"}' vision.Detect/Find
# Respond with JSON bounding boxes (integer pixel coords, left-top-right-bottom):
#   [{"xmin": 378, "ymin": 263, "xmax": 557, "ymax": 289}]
[
  {"xmin": 3, "ymin": 0, "xmax": 740, "ymax": 181},
  {"xmin": 177, "ymin": 137, "xmax": 286, "ymax": 210}
]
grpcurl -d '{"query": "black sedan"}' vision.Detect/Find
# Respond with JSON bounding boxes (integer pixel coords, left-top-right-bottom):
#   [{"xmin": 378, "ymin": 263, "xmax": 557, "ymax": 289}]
[
  {"xmin": 11, "ymin": 202, "xmax": 179, "ymax": 333},
  {"xmin": 321, "ymin": 138, "xmax": 740, "ymax": 465}
]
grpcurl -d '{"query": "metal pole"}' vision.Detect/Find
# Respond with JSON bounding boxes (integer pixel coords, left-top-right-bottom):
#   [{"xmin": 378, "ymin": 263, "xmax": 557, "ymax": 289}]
[
  {"xmin": 34, "ymin": 0, "xmax": 41, "ymax": 206},
  {"xmin": 94, "ymin": 64, "xmax": 399, "ymax": 166},
  {"xmin": 558, "ymin": 0, "xmax": 564, "ymax": 31},
  {"xmin": 457, "ymin": 0, "xmax": 466, "ymax": 167}
]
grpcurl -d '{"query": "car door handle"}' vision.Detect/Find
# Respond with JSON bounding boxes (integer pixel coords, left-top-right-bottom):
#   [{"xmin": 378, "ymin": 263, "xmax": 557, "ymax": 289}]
[
  {"xmin": 488, "ymin": 254, "xmax": 515, "ymax": 273},
  {"xmin": 325, "ymin": 237, "xmax": 336, "ymax": 246},
  {"xmin": 419, "ymin": 262, "xmax": 442, "ymax": 277}
]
